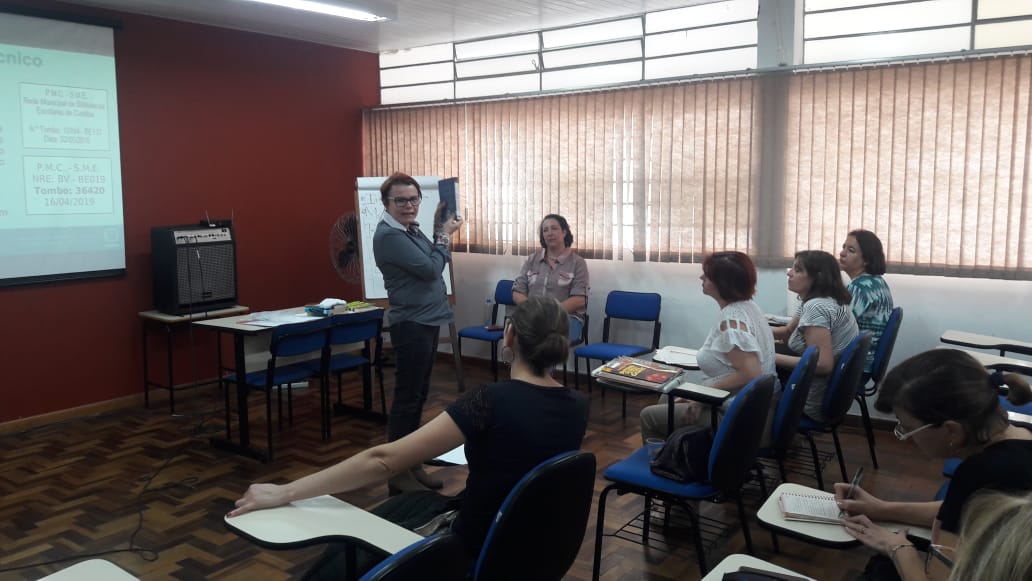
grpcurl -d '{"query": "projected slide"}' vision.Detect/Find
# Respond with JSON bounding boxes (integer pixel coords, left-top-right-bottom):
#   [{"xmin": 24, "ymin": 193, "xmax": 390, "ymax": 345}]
[{"xmin": 0, "ymin": 11, "xmax": 125, "ymax": 285}]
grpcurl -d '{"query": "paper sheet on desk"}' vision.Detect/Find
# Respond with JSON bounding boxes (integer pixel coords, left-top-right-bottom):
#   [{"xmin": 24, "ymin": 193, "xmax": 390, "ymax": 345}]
[
  {"xmin": 242, "ymin": 311, "xmax": 315, "ymax": 327},
  {"xmin": 653, "ymin": 346, "xmax": 698, "ymax": 367},
  {"xmin": 435, "ymin": 445, "xmax": 468, "ymax": 465}
]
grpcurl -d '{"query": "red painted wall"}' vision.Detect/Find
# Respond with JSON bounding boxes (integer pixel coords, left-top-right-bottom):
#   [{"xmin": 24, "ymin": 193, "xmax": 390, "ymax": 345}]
[{"xmin": 0, "ymin": 1, "xmax": 379, "ymax": 422}]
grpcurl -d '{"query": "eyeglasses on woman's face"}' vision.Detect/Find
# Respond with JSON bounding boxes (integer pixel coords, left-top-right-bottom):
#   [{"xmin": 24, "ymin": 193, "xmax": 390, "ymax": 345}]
[
  {"xmin": 390, "ymin": 196, "xmax": 421, "ymax": 207},
  {"xmin": 893, "ymin": 419, "xmax": 936, "ymax": 441}
]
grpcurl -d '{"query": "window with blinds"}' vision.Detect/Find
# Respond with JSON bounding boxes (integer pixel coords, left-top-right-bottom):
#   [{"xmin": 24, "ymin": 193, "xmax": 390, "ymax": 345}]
[
  {"xmin": 782, "ymin": 56, "xmax": 1032, "ymax": 278},
  {"xmin": 364, "ymin": 78, "xmax": 762, "ymax": 262}
]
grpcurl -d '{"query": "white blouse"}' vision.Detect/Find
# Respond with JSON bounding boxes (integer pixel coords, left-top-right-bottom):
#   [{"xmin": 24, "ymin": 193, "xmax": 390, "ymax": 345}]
[{"xmin": 696, "ymin": 300, "xmax": 777, "ymax": 387}]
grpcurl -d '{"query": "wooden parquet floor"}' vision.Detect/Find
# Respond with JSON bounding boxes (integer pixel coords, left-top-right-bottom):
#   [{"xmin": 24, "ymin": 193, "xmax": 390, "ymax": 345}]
[{"xmin": 0, "ymin": 360, "xmax": 943, "ymax": 580}]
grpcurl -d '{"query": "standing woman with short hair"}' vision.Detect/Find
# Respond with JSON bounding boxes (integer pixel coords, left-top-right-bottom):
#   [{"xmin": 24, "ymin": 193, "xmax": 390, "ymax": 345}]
[
  {"xmin": 773, "ymin": 250, "xmax": 859, "ymax": 422},
  {"xmin": 372, "ymin": 172, "xmax": 462, "ymax": 494},
  {"xmin": 839, "ymin": 229, "xmax": 894, "ymax": 373}
]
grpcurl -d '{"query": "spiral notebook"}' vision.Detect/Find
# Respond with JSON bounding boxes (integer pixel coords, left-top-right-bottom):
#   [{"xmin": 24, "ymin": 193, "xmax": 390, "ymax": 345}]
[{"xmin": 777, "ymin": 491, "xmax": 843, "ymax": 524}]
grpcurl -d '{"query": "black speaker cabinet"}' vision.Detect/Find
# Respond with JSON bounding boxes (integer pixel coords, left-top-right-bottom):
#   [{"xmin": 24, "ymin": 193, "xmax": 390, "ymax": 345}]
[{"xmin": 151, "ymin": 224, "xmax": 238, "ymax": 315}]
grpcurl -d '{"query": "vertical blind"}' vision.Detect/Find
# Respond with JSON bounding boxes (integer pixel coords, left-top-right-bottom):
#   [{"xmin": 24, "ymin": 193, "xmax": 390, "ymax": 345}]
[
  {"xmin": 363, "ymin": 78, "xmax": 762, "ymax": 262},
  {"xmin": 783, "ymin": 56, "xmax": 1031, "ymax": 277},
  {"xmin": 364, "ymin": 55, "xmax": 1031, "ymax": 278}
]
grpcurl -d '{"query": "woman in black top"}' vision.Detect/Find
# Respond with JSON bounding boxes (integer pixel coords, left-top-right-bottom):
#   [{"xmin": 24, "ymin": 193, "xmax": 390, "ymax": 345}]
[
  {"xmin": 833, "ymin": 349, "xmax": 1032, "ymax": 581},
  {"xmin": 229, "ymin": 296, "xmax": 589, "ymax": 576}
]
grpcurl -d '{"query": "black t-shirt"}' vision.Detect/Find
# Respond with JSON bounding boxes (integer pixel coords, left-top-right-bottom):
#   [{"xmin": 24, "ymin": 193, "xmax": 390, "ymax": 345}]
[
  {"xmin": 446, "ymin": 379, "xmax": 589, "ymax": 557},
  {"xmin": 938, "ymin": 435, "xmax": 1032, "ymax": 533}
]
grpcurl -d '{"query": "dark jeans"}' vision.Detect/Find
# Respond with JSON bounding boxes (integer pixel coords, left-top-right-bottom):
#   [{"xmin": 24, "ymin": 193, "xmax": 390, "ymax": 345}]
[{"xmin": 388, "ymin": 320, "xmax": 440, "ymax": 442}]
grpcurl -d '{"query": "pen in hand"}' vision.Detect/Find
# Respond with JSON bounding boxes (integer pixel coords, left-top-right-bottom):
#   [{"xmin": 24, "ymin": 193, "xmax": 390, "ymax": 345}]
[{"xmin": 839, "ymin": 466, "xmax": 865, "ymax": 518}]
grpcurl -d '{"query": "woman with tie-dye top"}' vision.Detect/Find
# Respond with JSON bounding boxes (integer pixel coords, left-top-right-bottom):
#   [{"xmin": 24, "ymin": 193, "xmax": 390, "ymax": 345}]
[{"xmin": 839, "ymin": 229, "xmax": 894, "ymax": 373}]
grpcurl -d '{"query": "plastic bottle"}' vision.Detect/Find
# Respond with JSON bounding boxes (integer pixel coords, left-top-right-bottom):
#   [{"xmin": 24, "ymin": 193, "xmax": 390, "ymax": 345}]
[{"xmin": 483, "ymin": 298, "xmax": 494, "ymax": 327}]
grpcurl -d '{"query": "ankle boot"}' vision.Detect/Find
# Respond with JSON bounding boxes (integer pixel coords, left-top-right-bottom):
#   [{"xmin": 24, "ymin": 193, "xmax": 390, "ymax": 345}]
[
  {"xmin": 412, "ymin": 465, "xmax": 444, "ymax": 489},
  {"xmin": 387, "ymin": 469, "xmax": 430, "ymax": 496}
]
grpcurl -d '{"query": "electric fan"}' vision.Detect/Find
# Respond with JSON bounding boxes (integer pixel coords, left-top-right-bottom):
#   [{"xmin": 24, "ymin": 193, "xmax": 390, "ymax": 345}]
[{"xmin": 329, "ymin": 213, "xmax": 362, "ymax": 283}]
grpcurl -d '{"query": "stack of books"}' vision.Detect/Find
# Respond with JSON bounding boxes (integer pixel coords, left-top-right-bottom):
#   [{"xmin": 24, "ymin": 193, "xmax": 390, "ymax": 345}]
[{"xmin": 593, "ymin": 356, "xmax": 684, "ymax": 390}]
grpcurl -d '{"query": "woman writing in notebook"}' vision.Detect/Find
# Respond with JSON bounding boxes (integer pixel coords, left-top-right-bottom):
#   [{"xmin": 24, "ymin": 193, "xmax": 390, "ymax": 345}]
[
  {"xmin": 229, "ymin": 296, "xmax": 589, "ymax": 579},
  {"xmin": 639, "ymin": 251, "xmax": 776, "ymax": 441},
  {"xmin": 833, "ymin": 349, "xmax": 1032, "ymax": 581}
]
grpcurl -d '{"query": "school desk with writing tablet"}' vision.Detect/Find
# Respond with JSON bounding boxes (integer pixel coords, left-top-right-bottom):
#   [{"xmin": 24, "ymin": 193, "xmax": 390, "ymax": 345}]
[
  {"xmin": 758, "ymin": 483, "xmax": 931, "ymax": 548},
  {"xmin": 702, "ymin": 554, "xmax": 815, "ymax": 581},
  {"xmin": 38, "ymin": 559, "xmax": 139, "ymax": 580},
  {"xmin": 224, "ymin": 494, "xmax": 422, "ymax": 554}
]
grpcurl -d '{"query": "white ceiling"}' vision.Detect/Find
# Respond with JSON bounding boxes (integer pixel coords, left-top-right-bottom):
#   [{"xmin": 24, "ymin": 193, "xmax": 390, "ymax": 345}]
[{"xmin": 56, "ymin": 0, "xmax": 713, "ymax": 53}]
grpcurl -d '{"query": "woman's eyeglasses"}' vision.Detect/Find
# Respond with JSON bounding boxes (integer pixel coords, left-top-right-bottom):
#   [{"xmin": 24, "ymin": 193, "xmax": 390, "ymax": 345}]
[
  {"xmin": 893, "ymin": 420, "xmax": 936, "ymax": 441},
  {"xmin": 390, "ymin": 196, "xmax": 421, "ymax": 207}
]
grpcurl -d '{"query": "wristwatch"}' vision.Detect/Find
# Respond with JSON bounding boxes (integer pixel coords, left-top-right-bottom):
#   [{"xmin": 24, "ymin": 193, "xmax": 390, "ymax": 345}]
[{"xmin": 434, "ymin": 231, "xmax": 451, "ymax": 246}]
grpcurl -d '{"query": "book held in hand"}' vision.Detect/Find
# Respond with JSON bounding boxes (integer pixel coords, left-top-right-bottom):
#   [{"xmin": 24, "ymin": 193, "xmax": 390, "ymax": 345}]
[
  {"xmin": 594, "ymin": 356, "xmax": 683, "ymax": 390},
  {"xmin": 777, "ymin": 491, "xmax": 843, "ymax": 524}
]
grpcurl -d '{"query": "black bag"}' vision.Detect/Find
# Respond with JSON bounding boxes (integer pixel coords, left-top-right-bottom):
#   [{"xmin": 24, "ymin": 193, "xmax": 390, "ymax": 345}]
[{"xmin": 649, "ymin": 425, "xmax": 714, "ymax": 482}]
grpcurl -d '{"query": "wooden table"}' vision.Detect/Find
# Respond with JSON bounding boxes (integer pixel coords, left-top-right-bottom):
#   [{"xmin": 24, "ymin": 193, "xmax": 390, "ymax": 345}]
[{"xmin": 139, "ymin": 305, "xmax": 249, "ymax": 414}]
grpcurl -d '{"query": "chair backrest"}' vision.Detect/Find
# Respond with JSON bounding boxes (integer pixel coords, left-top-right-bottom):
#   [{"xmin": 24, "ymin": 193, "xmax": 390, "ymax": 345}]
[
  {"xmin": 708, "ymin": 375, "xmax": 775, "ymax": 493},
  {"xmin": 328, "ymin": 310, "xmax": 383, "ymax": 346},
  {"xmin": 473, "ymin": 450, "xmax": 596, "ymax": 581},
  {"xmin": 866, "ymin": 306, "xmax": 903, "ymax": 384},
  {"xmin": 601, "ymin": 291, "xmax": 662, "ymax": 348},
  {"xmin": 269, "ymin": 317, "xmax": 332, "ymax": 358},
  {"xmin": 770, "ymin": 346, "xmax": 819, "ymax": 455},
  {"xmin": 494, "ymin": 279, "xmax": 516, "ymax": 306},
  {"xmin": 359, "ymin": 532, "xmax": 467, "ymax": 581},
  {"xmin": 822, "ymin": 333, "xmax": 873, "ymax": 425}
]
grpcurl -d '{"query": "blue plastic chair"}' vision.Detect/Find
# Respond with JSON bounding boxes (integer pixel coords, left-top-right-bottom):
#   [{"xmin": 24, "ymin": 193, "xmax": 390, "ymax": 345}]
[
  {"xmin": 359, "ymin": 532, "xmax": 467, "ymax": 581},
  {"xmin": 591, "ymin": 375, "xmax": 776, "ymax": 578},
  {"xmin": 573, "ymin": 290, "xmax": 662, "ymax": 416},
  {"xmin": 317, "ymin": 309, "xmax": 385, "ymax": 440},
  {"xmin": 758, "ymin": 346, "xmax": 819, "ymax": 484},
  {"xmin": 223, "ymin": 317, "xmax": 332, "ymax": 460},
  {"xmin": 457, "ymin": 280, "xmax": 516, "ymax": 382},
  {"xmin": 472, "ymin": 450, "xmax": 596, "ymax": 581},
  {"xmin": 856, "ymin": 306, "xmax": 903, "ymax": 470},
  {"xmin": 797, "ymin": 333, "xmax": 872, "ymax": 491}
]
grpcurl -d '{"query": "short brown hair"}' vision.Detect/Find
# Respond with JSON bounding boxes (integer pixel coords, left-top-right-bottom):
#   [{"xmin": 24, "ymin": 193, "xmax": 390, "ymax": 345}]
[
  {"xmin": 702, "ymin": 251, "xmax": 756, "ymax": 302},
  {"xmin": 379, "ymin": 172, "xmax": 421, "ymax": 207}
]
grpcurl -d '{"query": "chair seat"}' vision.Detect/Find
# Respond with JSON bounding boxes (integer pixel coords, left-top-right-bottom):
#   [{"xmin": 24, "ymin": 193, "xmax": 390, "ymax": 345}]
[
  {"xmin": 797, "ymin": 416, "xmax": 830, "ymax": 433},
  {"xmin": 457, "ymin": 326, "xmax": 504, "ymax": 342},
  {"xmin": 325, "ymin": 352, "xmax": 371, "ymax": 372},
  {"xmin": 226, "ymin": 360, "xmax": 319, "ymax": 389},
  {"xmin": 603, "ymin": 447, "xmax": 718, "ymax": 498},
  {"xmin": 575, "ymin": 343, "xmax": 650, "ymax": 361}
]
